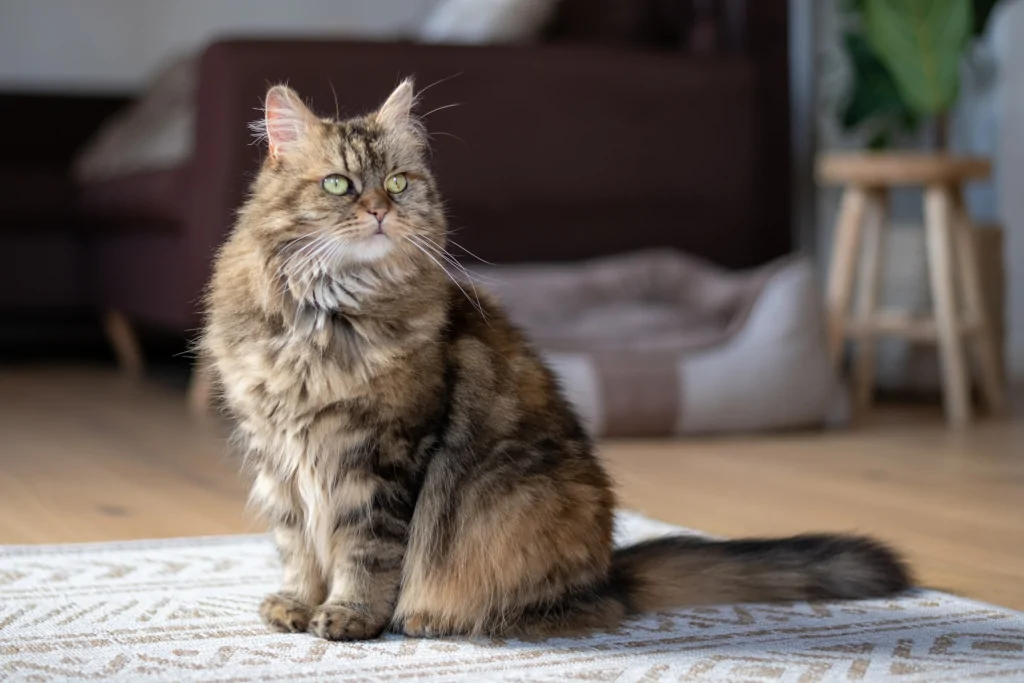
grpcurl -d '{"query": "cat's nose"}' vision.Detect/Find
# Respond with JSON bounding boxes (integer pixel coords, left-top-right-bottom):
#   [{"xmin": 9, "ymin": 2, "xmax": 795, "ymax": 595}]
[{"xmin": 359, "ymin": 192, "xmax": 390, "ymax": 225}]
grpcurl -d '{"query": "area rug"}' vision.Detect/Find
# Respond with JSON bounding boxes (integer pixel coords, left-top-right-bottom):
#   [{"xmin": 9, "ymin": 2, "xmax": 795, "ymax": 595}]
[{"xmin": 2, "ymin": 512, "xmax": 1022, "ymax": 682}]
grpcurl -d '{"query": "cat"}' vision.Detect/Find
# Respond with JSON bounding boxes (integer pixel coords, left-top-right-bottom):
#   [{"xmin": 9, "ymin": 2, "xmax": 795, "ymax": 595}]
[{"xmin": 200, "ymin": 79, "xmax": 910, "ymax": 641}]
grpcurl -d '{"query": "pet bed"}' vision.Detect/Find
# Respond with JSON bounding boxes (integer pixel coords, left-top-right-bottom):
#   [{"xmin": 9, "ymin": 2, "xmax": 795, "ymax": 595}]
[{"xmin": 477, "ymin": 250, "xmax": 845, "ymax": 436}]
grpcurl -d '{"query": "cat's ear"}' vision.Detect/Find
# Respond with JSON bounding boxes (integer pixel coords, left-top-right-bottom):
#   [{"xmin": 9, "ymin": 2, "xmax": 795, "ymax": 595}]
[
  {"xmin": 258, "ymin": 85, "xmax": 317, "ymax": 157},
  {"xmin": 376, "ymin": 78, "xmax": 416, "ymax": 129}
]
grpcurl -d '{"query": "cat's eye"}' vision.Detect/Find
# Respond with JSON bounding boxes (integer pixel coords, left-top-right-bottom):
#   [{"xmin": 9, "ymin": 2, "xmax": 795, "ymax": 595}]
[
  {"xmin": 321, "ymin": 174, "xmax": 351, "ymax": 196},
  {"xmin": 385, "ymin": 173, "xmax": 408, "ymax": 194}
]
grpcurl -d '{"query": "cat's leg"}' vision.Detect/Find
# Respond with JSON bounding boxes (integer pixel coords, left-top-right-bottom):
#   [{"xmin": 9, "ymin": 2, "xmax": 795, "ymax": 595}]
[
  {"xmin": 253, "ymin": 470, "xmax": 327, "ymax": 633},
  {"xmin": 309, "ymin": 476, "xmax": 410, "ymax": 641},
  {"xmin": 394, "ymin": 445, "xmax": 616, "ymax": 638},
  {"xmin": 260, "ymin": 526, "xmax": 327, "ymax": 633}
]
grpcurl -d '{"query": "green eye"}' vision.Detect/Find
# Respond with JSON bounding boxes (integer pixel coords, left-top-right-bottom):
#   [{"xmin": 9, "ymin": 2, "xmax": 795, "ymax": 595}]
[
  {"xmin": 321, "ymin": 174, "xmax": 350, "ymax": 195},
  {"xmin": 385, "ymin": 173, "xmax": 408, "ymax": 194}
]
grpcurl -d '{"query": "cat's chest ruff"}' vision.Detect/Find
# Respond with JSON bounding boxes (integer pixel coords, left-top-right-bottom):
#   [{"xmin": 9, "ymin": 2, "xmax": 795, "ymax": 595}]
[
  {"xmin": 283, "ymin": 266, "xmax": 383, "ymax": 315},
  {"xmin": 222, "ymin": 317, "xmax": 372, "ymax": 424},
  {"xmin": 304, "ymin": 274, "xmax": 372, "ymax": 312}
]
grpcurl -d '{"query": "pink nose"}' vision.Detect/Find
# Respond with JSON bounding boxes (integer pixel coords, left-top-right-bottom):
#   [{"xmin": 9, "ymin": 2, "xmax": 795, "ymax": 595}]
[{"xmin": 367, "ymin": 207, "xmax": 387, "ymax": 223}]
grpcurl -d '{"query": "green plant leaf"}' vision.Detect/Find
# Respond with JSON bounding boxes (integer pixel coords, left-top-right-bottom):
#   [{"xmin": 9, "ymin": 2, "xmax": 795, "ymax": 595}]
[
  {"xmin": 840, "ymin": 32, "xmax": 917, "ymax": 131},
  {"xmin": 863, "ymin": 0, "xmax": 972, "ymax": 115}
]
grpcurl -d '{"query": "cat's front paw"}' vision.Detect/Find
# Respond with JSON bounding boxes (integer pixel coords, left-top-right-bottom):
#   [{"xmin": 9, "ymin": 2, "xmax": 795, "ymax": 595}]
[
  {"xmin": 402, "ymin": 613, "xmax": 441, "ymax": 638},
  {"xmin": 259, "ymin": 593, "xmax": 313, "ymax": 633},
  {"xmin": 309, "ymin": 603, "xmax": 385, "ymax": 641}
]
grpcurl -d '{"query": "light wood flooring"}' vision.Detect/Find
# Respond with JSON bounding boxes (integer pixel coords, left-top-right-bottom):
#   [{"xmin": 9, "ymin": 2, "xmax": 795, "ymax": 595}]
[{"xmin": 1, "ymin": 367, "xmax": 1021, "ymax": 610}]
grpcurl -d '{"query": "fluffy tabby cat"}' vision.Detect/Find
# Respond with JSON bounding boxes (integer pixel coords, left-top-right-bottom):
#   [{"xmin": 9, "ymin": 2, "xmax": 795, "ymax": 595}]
[{"xmin": 201, "ymin": 80, "xmax": 910, "ymax": 641}]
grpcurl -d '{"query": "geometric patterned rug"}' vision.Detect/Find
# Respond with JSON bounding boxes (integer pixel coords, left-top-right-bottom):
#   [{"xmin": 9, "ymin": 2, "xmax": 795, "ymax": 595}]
[{"xmin": 2, "ymin": 512, "xmax": 1022, "ymax": 682}]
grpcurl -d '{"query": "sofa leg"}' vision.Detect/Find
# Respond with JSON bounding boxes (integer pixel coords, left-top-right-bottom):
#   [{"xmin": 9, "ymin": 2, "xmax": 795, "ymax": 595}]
[
  {"xmin": 103, "ymin": 310, "xmax": 144, "ymax": 377},
  {"xmin": 188, "ymin": 363, "xmax": 214, "ymax": 415}
]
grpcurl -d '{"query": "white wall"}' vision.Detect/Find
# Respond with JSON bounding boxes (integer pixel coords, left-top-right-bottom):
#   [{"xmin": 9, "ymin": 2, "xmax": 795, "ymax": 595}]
[
  {"xmin": 996, "ymin": 1, "xmax": 1024, "ymax": 379},
  {"xmin": 0, "ymin": 0, "xmax": 437, "ymax": 92}
]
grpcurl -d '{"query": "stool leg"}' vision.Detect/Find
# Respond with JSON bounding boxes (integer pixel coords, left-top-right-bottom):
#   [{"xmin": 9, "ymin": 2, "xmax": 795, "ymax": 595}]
[
  {"xmin": 188, "ymin": 363, "xmax": 214, "ymax": 416},
  {"xmin": 827, "ymin": 186, "xmax": 868, "ymax": 365},
  {"xmin": 852, "ymin": 189, "xmax": 888, "ymax": 413},
  {"xmin": 103, "ymin": 309, "xmax": 144, "ymax": 378},
  {"xmin": 951, "ymin": 188, "xmax": 1006, "ymax": 415},
  {"xmin": 924, "ymin": 185, "xmax": 971, "ymax": 427}
]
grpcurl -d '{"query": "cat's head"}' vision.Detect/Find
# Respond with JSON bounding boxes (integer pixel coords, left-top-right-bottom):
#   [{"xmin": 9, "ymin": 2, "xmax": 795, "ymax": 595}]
[{"xmin": 244, "ymin": 79, "xmax": 447, "ymax": 296}]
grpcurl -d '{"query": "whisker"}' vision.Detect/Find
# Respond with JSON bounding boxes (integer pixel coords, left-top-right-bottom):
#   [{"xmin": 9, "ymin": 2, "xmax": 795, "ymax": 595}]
[
  {"xmin": 328, "ymin": 79, "xmax": 340, "ymax": 121},
  {"xmin": 302, "ymin": 237, "xmax": 347, "ymax": 301},
  {"xmin": 416, "ymin": 245, "xmax": 489, "ymax": 324},
  {"xmin": 287, "ymin": 232, "xmax": 334, "ymax": 263},
  {"xmin": 419, "ymin": 233, "xmax": 497, "ymax": 268},
  {"xmin": 428, "ymin": 131, "xmax": 470, "ymax": 148},
  {"xmin": 408, "ymin": 235, "xmax": 493, "ymax": 327},
  {"xmin": 288, "ymin": 236, "xmax": 337, "ymax": 300},
  {"xmin": 287, "ymin": 235, "xmax": 328, "ymax": 264},
  {"xmin": 276, "ymin": 235, "xmax": 326, "ymax": 297},
  {"xmin": 421, "ymin": 102, "xmax": 463, "ymax": 119},
  {"xmin": 404, "ymin": 236, "xmax": 489, "ymax": 324},
  {"xmin": 445, "ymin": 237, "xmax": 495, "ymax": 265},
  {"xmin": 282, "ymin": 235, "xmax": 327, "ymax": 276},
  {"xmin": 408, "ymin": 234, "xmax": 463, "ymax": 269},
  {"xmin": 321, "ymin": 240, "xmax": 349, "ymax": 280},
  {"xmin": 410, "ymin": 236, "xmax": 479, "ymax": 281},
  {"xmin": 415, "ymin": 72, "xmax": 463, "ymax": 100},
  {"xmin": 315, "ymin": 241, "xmax": 348, "ymax": 307},
  {"xmin": 413, "ymin": 234, "xmax": 502, "ymax": 285}
]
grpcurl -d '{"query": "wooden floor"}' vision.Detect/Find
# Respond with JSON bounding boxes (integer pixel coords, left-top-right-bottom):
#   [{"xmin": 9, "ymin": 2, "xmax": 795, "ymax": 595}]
[{"xmin": 1, "ymin": 367, "xmax": 1022, "ymax": 610}]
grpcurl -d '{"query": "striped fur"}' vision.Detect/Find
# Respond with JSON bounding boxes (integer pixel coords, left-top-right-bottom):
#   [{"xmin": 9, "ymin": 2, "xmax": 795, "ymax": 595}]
[{"xmin": 201, "ymin": 81, "xmax": 911, "ymax": 641}]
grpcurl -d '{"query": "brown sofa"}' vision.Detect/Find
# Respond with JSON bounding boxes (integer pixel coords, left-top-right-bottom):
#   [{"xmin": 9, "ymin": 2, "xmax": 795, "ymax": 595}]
[
  {"xmin": 77, "ymin": 0, "xmax": 791, "ymax": 393},
  {"xmin": 0, "ymin": 93, "xmax": 128, "ymax": 311}
]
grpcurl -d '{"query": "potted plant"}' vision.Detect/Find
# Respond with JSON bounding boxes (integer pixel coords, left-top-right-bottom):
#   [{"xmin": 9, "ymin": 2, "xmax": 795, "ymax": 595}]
[
  {"xmin": 839, "ymin": 0, "xmax": 1008, "ymax": 150},
  {"xmin": 822, "ymin": 0, "xmax": 1013, "ymax": 417}
]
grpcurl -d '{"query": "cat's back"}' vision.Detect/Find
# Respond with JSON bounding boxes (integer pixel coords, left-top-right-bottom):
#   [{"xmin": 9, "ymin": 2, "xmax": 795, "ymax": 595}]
[
  {"xmin": 442, "ymin": 282, "xmax": 572, "ymax": 421},
  {"xmin": 396, "ymin": 282, "xmax": 616, "ymax": 636}
]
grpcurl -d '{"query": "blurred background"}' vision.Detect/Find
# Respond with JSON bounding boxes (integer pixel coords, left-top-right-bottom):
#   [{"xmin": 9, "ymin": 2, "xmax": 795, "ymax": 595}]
[{"xmin": 0, "ymin": 0, "xmax": 1021, "ymax": 610}]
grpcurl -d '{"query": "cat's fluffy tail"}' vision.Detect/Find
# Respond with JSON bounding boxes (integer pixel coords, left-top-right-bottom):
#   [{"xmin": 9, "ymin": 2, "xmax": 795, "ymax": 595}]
[
  {"xmin": 614, "ymin": 534, "xmax": 911, "ymax": 612},
  {"xmin": 513, "ymin": 534, "xmax": 910, "ymax": 636}
]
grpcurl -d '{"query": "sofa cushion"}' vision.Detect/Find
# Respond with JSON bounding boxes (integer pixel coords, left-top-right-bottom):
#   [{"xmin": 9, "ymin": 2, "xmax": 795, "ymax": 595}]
[
  {"xmin": 73, "ymin": 55, "xmax": 197, "ymax": 184},
  {"xmin": 419, "ymin": 0, "xmax": 559, "ymax": 44}
]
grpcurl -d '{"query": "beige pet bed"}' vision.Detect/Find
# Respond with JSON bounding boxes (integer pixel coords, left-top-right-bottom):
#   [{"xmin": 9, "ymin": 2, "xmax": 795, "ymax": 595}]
[{"xmin": 477, "ymin": 250, "xmax": 844, "ymax": 437}]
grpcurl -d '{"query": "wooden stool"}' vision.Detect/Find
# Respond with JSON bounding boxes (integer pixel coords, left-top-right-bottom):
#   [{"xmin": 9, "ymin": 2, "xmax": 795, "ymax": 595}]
[{"xmin": 818, "ymin": 153, "xmax": 1005, "ymax": 427}]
